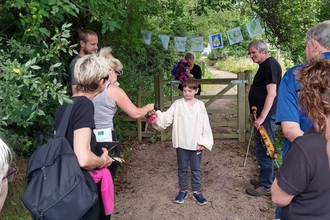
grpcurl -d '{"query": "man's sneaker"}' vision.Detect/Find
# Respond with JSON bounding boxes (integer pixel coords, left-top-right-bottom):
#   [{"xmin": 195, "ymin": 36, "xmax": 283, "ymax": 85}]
[
  {"xmin": 193, "ymin": 191, "xmax": 208, "ymax": 205},
  {"xmin": 246, "ymin": 186, "xmax": 271, "ymax": 196},
  {"xmin": 250, "ymin": 179, "xmax": 261, "ymax": 188},
  {"xmin": 175, "ymin": 189, "xmax": 188, "ymax": 204}
]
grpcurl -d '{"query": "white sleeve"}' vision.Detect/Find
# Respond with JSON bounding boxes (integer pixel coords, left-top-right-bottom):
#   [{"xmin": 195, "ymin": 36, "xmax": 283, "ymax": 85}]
[
  {"xmin": 151, "ymin": 103, "xmax": 176, "ymax": 130},
  {"xmin": 198, "ymin": 105, "xmax": 214, "ymax": 150}
]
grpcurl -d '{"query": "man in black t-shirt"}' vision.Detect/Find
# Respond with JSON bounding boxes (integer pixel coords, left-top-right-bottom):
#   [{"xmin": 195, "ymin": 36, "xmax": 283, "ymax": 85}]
[{"xmin": 246, "ymin": 40, "xmax": 282, "ymax": 197}]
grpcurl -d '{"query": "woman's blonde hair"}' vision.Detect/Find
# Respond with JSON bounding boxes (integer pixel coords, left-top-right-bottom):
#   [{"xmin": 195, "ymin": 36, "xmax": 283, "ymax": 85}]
[
  {"xmin": 74, "ymin": 53, "xmax": 110, "ymax": 92},
  {"xmin": 99, "ymin": 47, "xmax": 123, "ymax": 73},
  {"xmin": 296, "ymin": 56, "xmax": 330, "ymax": 134},
  {"xmin": 110, "ymin": 58, "xmax": 123, "ymax": 74},
  {"xmin": 99, "ymin": 47, "xmax": 114, "ymax": 59}
]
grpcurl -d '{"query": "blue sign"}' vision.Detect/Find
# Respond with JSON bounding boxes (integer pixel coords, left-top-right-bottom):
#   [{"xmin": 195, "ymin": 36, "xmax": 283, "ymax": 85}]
[{"xmin": 209, "ymin": 33, "xmax": 223, "ymax": 49}]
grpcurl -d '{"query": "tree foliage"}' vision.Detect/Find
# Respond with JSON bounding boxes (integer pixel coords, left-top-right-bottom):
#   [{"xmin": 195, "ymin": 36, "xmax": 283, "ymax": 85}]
[
  {"xmin": 247, "ymin": 0, "xmax": 322, "ymax": 63},
  {"xmin": 0, "ymin": 23, "xmax": 74, "ymax": 151},
  {"xmin": 185, "ymin": 0, "xmax": 329, "ymax": 63},
  {"xmin": 0, "ymin": 0, "xmax": 180, "ymax": 153},
  {"xmin": 190, "ymin": 0, "xmax": 237, "ymax": 15}
]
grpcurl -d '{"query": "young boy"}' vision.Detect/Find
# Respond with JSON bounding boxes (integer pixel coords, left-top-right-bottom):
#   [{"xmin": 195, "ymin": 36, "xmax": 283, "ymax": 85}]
[{"xmin": 150, "ymin": 78, "xmax": 213, "ymax": 205}]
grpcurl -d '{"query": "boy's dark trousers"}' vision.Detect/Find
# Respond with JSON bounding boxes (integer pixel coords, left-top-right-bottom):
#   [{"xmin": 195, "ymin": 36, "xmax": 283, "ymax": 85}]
[{"xmin": 176, "ymin": 147, "xmax": 202, "ymax": 191}]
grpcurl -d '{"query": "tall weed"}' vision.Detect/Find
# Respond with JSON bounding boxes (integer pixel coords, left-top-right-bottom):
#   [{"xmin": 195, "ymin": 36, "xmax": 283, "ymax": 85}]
[
  {"xmin": 213, "ymin": 57, "xmax": 259, "ymax": 73},
  {"xmin": 212, "ymin": 56, "xmax": 291, "ymax": 75}
]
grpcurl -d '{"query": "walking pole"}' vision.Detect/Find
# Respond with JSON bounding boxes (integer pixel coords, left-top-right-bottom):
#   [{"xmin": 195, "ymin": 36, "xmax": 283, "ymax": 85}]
[
  {"xmin": 170, "ymin": 77, "xmax": 173, "ymax": 104},
  {"xmin": 243, "ymin": 123, "xmax": 254, "ymax": 167},
  {"xmin": 274, "ymin": 158, "xmax": 279, "ymax": 169}
]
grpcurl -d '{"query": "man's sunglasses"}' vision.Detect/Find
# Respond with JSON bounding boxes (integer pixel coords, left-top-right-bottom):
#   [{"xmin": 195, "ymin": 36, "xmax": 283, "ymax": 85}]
[{"xmin": 2, "ymin": 166, "xmax": 19, "ymax": 182}]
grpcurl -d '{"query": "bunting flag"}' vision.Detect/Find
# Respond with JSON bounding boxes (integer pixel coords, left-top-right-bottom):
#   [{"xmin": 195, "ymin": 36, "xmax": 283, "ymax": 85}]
[
  {"xmin": 140, "ymin": 18, "xmax": 264, "ymax": 50},
  {"xmin": 246, "ymin": 18, "xmax": 263, "ymax": 38},
  {"xmin": 227, "ymin": 27, "xmax": 244, "ymax": 45},
  {"xmin": 174, "ymin": 37, "xmax": 187, "ymax": 52},
  {"xmin": 141, "ymin": 30, "xmax": 152, "ymax": 45},
  {"xmin": 190, "ymin": 36, "xmax": 204, "ymax": 52},
  {"xmin": 209, "ymin": 33, "xmax": 223, "ymax": 50},
  {"xmin": 158, "ymin": 35, "xmax": 170, "ymax": 50}
]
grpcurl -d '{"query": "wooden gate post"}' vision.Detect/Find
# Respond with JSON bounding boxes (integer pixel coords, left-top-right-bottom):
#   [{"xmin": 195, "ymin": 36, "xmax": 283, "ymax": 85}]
[
  {"xmin": 153, "ymin": 73, "xmax": 166, "ymax": 141},
  {"xmin": 154, "ymin": 73, "xmax": 160, "ymax": 110},
  {"xmin": 244, "ymin": 70, "xmax": 253, "ymax": 142},
  {"xmin": 201, "ymin": 61, "xmax": 206, "ymax": 77},
  {"xmin": 137, "ymin": 85, "xmax": 142, "ymax": 142},
  {"xmin": 237, "ymin": 72, "xmax": 247, "ymax": 142}
]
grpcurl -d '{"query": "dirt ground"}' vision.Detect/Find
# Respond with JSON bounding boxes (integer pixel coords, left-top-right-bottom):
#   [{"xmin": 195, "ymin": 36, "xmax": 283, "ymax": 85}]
[{"xmin": 111, "ymin": 66, "xmax": 276, "ymax": 220}]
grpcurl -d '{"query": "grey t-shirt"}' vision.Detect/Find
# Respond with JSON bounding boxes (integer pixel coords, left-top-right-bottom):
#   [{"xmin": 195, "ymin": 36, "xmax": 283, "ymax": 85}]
[
  {"xmin": 69, "ymin": 55, "xmax": 81, "ymax": 85},
  {"xmin": 93, "ymin": 82, "xmax": 118, "ymax": 130}
]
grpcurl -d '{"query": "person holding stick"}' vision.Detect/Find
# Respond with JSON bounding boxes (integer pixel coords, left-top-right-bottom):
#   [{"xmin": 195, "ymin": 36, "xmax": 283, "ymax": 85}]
[{"xmin": 245, "ymin": 39, "xmax": 282, "ymax": 196}]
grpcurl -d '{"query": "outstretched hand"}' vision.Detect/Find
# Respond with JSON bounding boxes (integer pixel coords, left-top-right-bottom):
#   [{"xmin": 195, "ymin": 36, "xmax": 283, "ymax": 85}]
[{"xmin": 146, "ymin": 103, "xmax": 154, "ymax": 112}]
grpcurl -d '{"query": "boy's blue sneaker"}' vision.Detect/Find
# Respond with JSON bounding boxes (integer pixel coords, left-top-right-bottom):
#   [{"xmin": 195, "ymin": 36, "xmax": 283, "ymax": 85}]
[
  {"xmin": 193, "ymin": 191, "xmax": 208, "ymax": 205},
  {"xmin": 174, "ymin": 189, "xmax": 188, "ymax": 204}
]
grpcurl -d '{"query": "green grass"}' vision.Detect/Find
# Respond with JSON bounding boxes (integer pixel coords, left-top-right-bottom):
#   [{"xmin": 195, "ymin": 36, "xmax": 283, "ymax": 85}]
[
  {"xmin": 211, "ymin": 56, "xmax": 292, "ymax": 75},
  {"xmin": 213, "ymin": 56, "xmax": 259, "ymax": 73},
  {"xmin": 0, "ymin": 157, "xmax": 31, "ymax": 220}
]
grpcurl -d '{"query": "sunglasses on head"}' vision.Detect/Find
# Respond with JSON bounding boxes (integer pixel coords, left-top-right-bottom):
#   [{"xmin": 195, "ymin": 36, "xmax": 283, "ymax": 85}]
[{"xmin": 2, "ymin": 166, "xmax": 19, "ymax": 183}]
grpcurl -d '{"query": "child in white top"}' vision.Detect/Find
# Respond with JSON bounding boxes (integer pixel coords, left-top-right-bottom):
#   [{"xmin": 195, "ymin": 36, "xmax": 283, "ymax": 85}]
[{"xmin": 149, "ymin": 78, "xmax": 213, "ymax": 205}]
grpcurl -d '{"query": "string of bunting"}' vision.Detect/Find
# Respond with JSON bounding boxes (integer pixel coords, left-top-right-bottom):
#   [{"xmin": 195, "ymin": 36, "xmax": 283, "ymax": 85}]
[{"xmin": 141, "ymin": 18, "xmax": 263, "ymax": 52}]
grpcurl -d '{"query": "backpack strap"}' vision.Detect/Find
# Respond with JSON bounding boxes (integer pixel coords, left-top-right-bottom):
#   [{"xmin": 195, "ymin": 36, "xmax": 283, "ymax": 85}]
[
  {"xmin": 55, "ymin": 103, "xmax": 74, "ymax": 138},
  {"xmin": 36, "ymin": 132, "xmax": 53, "ymax": 149}
]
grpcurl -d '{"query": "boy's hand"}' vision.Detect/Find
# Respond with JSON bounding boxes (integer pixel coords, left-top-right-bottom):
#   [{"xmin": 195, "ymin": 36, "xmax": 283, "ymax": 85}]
[{"xmin": 198, "ymin": 145, "xmax": 206, "ymax": 150}]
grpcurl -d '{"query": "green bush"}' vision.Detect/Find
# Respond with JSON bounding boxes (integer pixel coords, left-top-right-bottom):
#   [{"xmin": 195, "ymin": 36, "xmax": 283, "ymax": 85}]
[{"xmin": 0, "ymin": 24, "xmax": 73, "ymax": 154}]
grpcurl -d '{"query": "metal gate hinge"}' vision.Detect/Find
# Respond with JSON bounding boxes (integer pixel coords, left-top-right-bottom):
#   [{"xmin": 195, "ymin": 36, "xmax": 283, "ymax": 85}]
[{"xmin": 231, "ymin": 80, "xmax": 248, "ymax": 84}]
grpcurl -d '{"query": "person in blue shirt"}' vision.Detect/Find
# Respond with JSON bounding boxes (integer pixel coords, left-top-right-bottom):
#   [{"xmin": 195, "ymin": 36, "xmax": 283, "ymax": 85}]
[{"xmin": 274, "ymin": 20, "xmax": 330, "ymax": 220}]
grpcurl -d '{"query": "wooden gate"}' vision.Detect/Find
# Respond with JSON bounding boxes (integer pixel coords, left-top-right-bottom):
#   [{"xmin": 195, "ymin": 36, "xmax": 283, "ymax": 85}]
[{"xmin": 121, "ymin": 71, "xmax": 252, "ymax": 143}]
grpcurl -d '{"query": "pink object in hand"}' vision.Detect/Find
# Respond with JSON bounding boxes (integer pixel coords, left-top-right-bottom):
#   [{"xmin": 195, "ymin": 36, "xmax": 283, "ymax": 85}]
[{"xmin": 146, "ymin": 110, "xmax": 157, "ymax": 124}]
